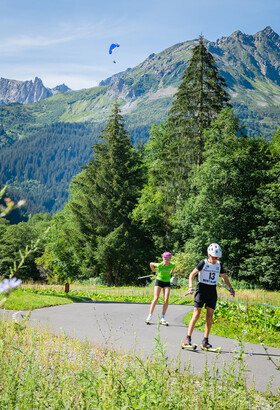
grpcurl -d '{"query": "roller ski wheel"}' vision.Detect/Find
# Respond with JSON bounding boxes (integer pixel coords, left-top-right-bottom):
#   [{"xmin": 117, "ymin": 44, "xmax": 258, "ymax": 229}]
[
  {"xmin": 160, "ymin": 319, "xmax": 169, "ymax": 326},
  {"xmin": 182, "ymin": 343, "xmax": 197, "ymax": 351},
  {"xmin": 145, "ymin": 320, "xmax": 151, "ymax": 325},
  {"xmin": 200, "ymin": 345, "xmax": 221, "ymax": 353}
]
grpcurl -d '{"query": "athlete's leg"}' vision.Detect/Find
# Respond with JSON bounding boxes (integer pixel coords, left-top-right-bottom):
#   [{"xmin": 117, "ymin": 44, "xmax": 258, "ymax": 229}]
[
  {"xmin": 187, "ymin": 307, "xmax": 202, "ymax": 336},
  {"xmin": 204, "ymin": 306, "xmax": 215, "ymax": 338},
  {"xmin": 149, "ymin": 286, "xmax": 161, "ymax": 315},
  {"xmin": 162, "ymin": 286, "xmax": 171, "ymax": 315}
]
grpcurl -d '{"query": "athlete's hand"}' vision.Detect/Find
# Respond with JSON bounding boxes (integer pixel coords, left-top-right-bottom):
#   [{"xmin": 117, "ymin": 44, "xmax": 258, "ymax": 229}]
[
  {"xmin": 229, "ymin": 287, "xmax": 235, "ymax": 297},
  {"xmin": 188, "ymin": 287, "xmax": 194, "ymax": 294}
]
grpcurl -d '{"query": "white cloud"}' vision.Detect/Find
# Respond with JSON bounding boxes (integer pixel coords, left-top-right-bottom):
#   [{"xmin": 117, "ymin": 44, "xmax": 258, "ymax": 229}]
[
  {"xmin": 0, "ymin": 34, "xmax": 80, "ymax": 52},
  {"xmin": 0, "ymin": 17, "xmax": 129, "ymax": 55}
]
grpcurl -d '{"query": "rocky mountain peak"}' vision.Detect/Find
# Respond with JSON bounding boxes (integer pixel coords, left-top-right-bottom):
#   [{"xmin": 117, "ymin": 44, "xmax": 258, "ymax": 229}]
[
  {"xmin": 0, "ymin": 77, "xmax": 71, "ymax": 106},
  {"xmin": 255, "ymin": 26, "xmax": 280, "ymax": 50}
]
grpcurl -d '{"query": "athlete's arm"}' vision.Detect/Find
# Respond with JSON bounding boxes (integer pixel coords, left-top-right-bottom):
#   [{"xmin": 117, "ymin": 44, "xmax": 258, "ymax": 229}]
[
  {"xmin": 220, "ymin": 273, "xmax": 235, "ymax": 296},
  {"xmin": 188, "ymin": 268, "xmax": 199, "ymax": 294},
  {"xmin": 150, "ymin": 262, "xmax": 157, "ymax": 273}
]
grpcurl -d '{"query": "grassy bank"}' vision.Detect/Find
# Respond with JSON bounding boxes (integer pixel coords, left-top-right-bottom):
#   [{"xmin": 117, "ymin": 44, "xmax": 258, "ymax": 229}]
[
  {"xmin": 0, "ymin": 288, "xmax": 92, "ymax": 310},
  {"xmin": 0, "ymin": 318, "xmax": 279, "ymax": 408}
]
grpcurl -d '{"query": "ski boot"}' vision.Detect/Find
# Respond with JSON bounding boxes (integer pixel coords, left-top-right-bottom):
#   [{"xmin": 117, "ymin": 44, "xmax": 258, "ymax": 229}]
[
  {"xmin": 201, "ymin": 338, "xmax": 212, "ymax": 350},
  {"xmin": 160, "ymin": 318, "xmax": 169, "ymax": 326},
  {"xmin": 146, "ymin": 315, "xmax": 152, "ymax": 325},
  {"xmin": 182, "ymin": 336, "xmax": 197, "ymax": 350},
  {"xmin": 200, "ymin": 338, "xmax": 221, "ymax": 352}
]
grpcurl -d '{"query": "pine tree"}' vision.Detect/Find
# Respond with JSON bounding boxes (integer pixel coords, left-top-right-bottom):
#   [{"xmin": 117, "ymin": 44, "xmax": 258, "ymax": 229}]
[
  {"xmin": 69, "ymin": 102, "xmax": 151, "ymax": 284},
  {"xmin": 171, "ymin": 108, "xmax": 272, "ymax": 276},
  {"xmin": 133, "ymin": 37, "xmax": 232, "ymax": 249},
  {"xmin": 167, "ymin": 35, "xmax": 231, "ymax": 195}
]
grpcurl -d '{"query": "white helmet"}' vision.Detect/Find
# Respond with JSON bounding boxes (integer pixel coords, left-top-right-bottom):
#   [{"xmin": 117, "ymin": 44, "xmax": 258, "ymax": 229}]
[{"xmin": 207, "ymin": 243, "xmax": 222, "ymax": 258}]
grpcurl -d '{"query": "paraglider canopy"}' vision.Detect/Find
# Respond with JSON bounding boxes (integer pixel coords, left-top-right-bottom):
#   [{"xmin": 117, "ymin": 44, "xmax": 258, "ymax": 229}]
[{"xmin": 109, "ymin": 43, "xmax": 120, "ymax": 54}]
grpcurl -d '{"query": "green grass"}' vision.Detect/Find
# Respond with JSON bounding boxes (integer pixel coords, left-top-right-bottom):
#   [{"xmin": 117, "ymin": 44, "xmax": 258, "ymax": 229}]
[
  {"xmin": 0, "ymin": 318, "xmax": 279, "ymax": 408},
  {"xmin": 0, "ymin": 289, "xmax": 91, "ymax": 310}
]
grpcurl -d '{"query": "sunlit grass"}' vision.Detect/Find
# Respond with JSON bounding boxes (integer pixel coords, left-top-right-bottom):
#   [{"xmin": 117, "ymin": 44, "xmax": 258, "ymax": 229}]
[
  {"xmin": 217, "ymin": 287, "xmax": 280, "ymax": 307},
  {"xmin": 0, "ymin": 289, "xmax": 91, "ymax": 310},
  {"xmin": 0, "ymin": 318, "xmax": 279, "ymax": 407}
]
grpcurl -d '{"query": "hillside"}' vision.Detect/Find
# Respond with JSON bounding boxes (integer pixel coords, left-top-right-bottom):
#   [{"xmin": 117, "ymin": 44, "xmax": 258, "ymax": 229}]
[{"xmin": 0, "ymin": 26, "xmax": 280, "ymax": 216}]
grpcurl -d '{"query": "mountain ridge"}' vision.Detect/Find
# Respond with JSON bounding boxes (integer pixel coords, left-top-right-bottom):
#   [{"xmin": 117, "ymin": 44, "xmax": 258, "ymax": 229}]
[{"xmin": 0, "ymin": 77, "xmax": 71, "ymax": 105}]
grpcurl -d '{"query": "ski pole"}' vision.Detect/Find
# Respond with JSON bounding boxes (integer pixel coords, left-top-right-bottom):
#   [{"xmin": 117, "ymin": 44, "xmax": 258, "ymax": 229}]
[
  {"xmin": 172, "ymin": 293, "xmax": 190, "ymax": 304},
  {"xmin": 217, "ymin": 281, "xmax": 235, "ymax": 296},
  {"xmin": 217, "ymin": 281, "xmax": 231, "ymax": 292},
  {"xmin": 137, "ymin": 274, "xmax": 155, "ymax": 280}
]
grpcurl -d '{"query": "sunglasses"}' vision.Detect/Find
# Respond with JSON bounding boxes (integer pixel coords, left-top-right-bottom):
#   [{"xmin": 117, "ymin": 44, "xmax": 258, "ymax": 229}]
[{"xmin": 211, "ymin": 256, "xmax": 220, "ymax": 260}]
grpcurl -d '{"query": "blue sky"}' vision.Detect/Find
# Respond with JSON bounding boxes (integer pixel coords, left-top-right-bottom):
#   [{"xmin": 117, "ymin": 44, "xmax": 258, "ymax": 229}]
[{"xmin": 0, "ymin": 0, "xmax": 279, "ymax": 90}]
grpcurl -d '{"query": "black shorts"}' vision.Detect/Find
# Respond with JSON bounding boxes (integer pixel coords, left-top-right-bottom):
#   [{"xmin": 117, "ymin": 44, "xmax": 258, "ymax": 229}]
[
  {"xmin": 194, "ymin": 283, "xmax": 217, "ymax": 310},
  {"xmin": 155, "ymin": 279, "xmax": 170, "ymax": 288}
]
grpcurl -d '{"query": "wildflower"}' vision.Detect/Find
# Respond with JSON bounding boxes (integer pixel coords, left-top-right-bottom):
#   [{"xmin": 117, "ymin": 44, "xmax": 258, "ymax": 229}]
[
  {"xmin": 242, "ymin": 329, "xmax": 247, "ymax": 333},
  {"xmin": 0, "ymin": 277, "xmax": 22, "ymax": 294}
]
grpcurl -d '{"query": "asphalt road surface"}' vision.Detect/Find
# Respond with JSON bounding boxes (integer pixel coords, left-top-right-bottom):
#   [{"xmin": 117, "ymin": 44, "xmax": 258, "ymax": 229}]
[{"xmin": 4, "ymin": 302, "xmax": 280, "ymax": 395}]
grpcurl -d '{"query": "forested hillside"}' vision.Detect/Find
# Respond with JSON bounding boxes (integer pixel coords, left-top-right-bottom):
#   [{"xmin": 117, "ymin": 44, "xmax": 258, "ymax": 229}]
[
  {"xmin": 0, "ymin": 123, "xmax": 100, "ymax": 216},
  {"xmin": 0, "ymin": 27, "xmax": 280, "ymax": 215}
]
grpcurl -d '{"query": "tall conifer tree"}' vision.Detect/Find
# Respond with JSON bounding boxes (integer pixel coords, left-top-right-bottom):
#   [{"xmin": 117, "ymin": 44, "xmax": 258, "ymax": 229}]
[
  {"xmin": 167, "ymin": 35, "xmax": 231, "ymax": 194},
  {"xmin": 69, "ymin": 102, "xmax": 150, "ymax": 284},
  {"xmin": 133, "ymin": 37, "xmax": 231, "ymax": 249}
]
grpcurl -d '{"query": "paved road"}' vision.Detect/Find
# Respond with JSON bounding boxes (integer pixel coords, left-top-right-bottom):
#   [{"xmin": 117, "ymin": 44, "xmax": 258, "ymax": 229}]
[{"xmin": 4, "ymin": 302, "xmax": 280, "ymax": 394}]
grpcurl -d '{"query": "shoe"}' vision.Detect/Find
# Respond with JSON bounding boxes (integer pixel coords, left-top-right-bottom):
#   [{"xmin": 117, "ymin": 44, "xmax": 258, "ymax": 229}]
[
  {"xmin": 202, "ymin": 338, "xmax": 212, "ymax": 349},
  {"xmin": 183, "ymin": 336, "xmax": 192, "ymax": 347},
  {"xmin": 160, "ymin": 318, "xmax": 168, "ymax": 326}
]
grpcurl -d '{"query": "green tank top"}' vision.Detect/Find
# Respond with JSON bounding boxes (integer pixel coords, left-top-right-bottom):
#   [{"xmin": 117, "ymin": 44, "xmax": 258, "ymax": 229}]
[{"xmin": 155, "ymin": 261, "xmax": 175, "ymax": 282}]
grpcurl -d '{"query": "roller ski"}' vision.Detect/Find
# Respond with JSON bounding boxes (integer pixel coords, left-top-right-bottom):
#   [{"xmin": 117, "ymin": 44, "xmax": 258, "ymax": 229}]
[
  {"xmin": 182, "ymin": 336, "xmax": 197, "ymax": 351},
  {"xmin": 200, "ymin": 338, "xmax": 221, "ymax": 353},
  {"xmin": 160, "ymin": 318, "xmax": 169, "ymax": 326},
  {"xmin": 145, "ymin": 314, "xmax": 152, "ymax": 325},
  {"xmin": 182, "ymin": 342, "xmax": 197, "ymax": 351}
]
